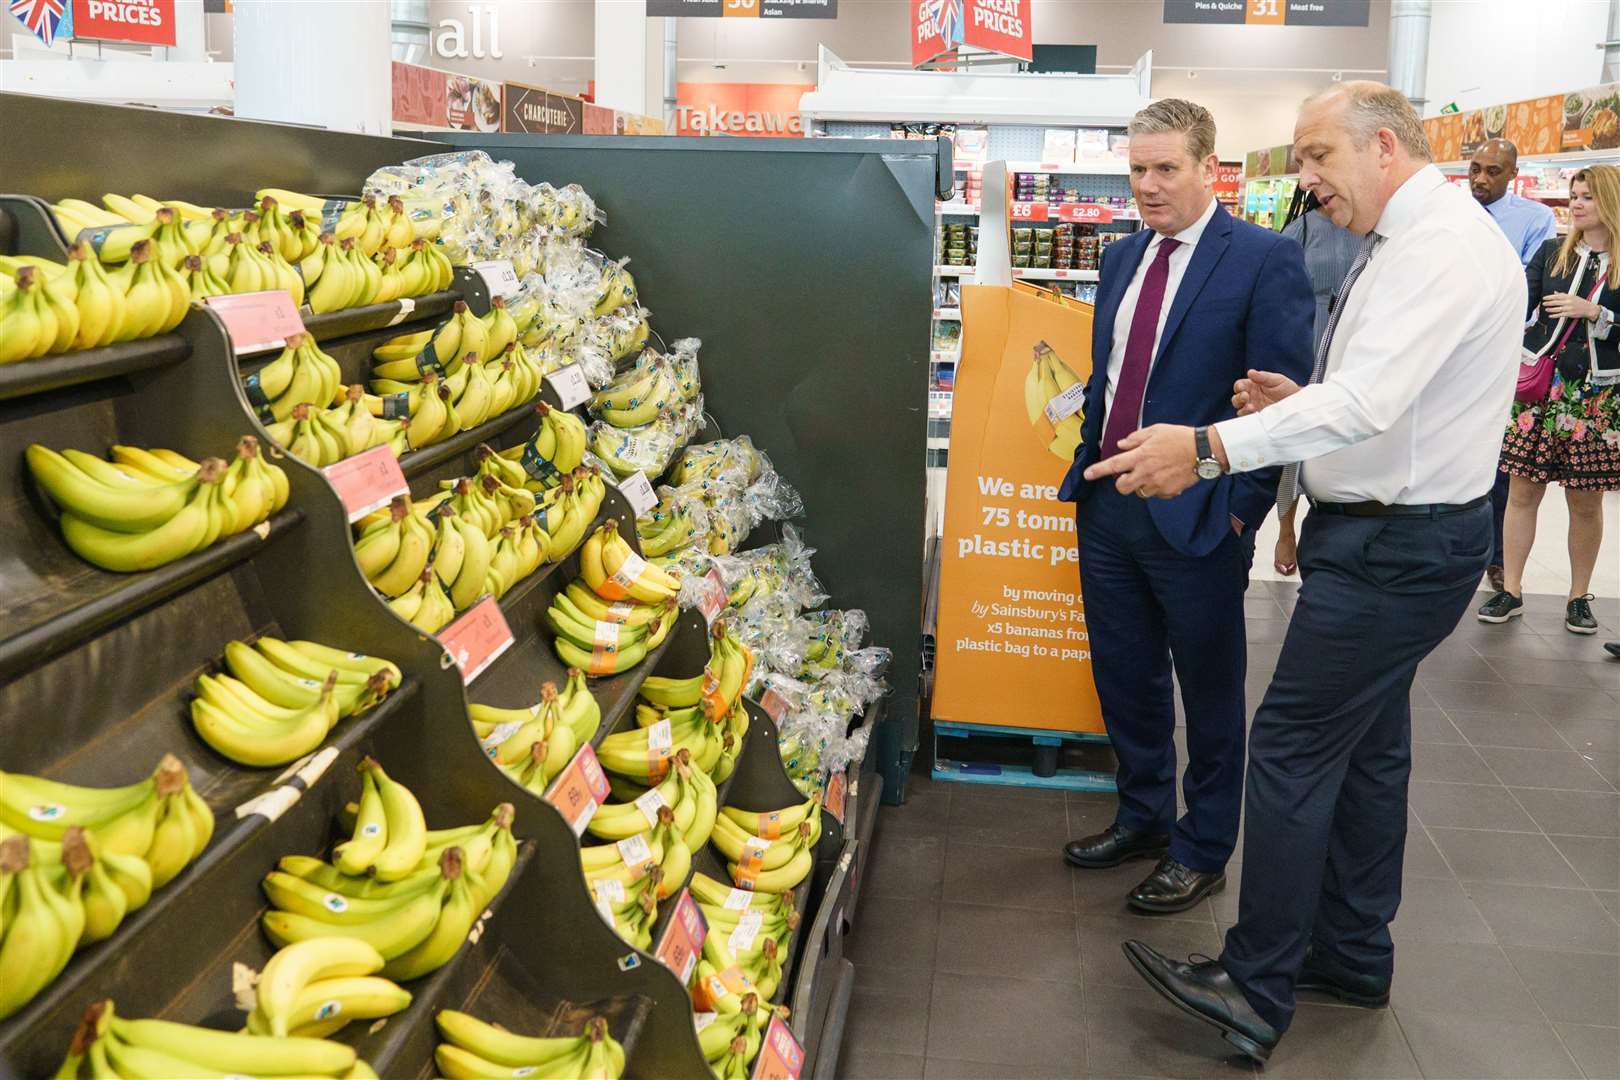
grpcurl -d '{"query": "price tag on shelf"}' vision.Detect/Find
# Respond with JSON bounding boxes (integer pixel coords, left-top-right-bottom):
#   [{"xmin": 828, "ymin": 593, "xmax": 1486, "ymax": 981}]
[
  {"xmin": 634, "ymin": 785, "xmax": 668, "ymax": 828},
  {"xmin": 323, "ymin": 445, "xmax": 409, "ymax": 522},
  {"xmin": 758, "ymin": 687, "xmax": 790, "ymax": 724},
  {"xmin": 653, "ymin": 889, "xmax": 707, "ymax": 984},
  {"xmin": 1055, "ymin": 203, "xmax": 1115, "ymax": 224},
  {"xmin": 616, "ymin": 471, "xmax": 657, "ymax": 518},
  {"xmin": 1009, "ymin": 201, "xmax": 1050, "ymax": 222},
  {"xmin": 472, "ymin": 259, "xmax": 520, "ymax": 299},
  {"xmin": 698, "ymin": 567, "xmax": 728, "ymax": 625},
  {"xmin": 616, "ymin": 832, "xmax": 657, "ymax": 880},
  {"xmin": 750, "ymin": 1014, "xmax": 806, "ymax": 1080},
  {"xmin": 437, "ymin": 598, "xmax": 514, "ymax": 684},
  {"xmin": 205, "ymin": 291, "xmax": 306, "ymax": 355},
  {"xmin": 545, "ymin": 363, "xmax": 592, "ymax": 410},
  {"xmin": 822, "ymin": 770, "xmax": 848, "ymax": 825},
  {"xmin": 544, "ymin": 743, "xmax": 611, "ymax": 836}
]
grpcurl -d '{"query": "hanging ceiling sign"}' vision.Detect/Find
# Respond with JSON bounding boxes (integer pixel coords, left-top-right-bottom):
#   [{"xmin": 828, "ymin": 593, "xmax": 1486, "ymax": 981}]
[
  {"xmin": 645, "ymin": 0, "xmax": 836, "ymax": 18},
  {"xmin": 912, "ymin": 0, "xmax": 1031, "ymax": 66},
  {"xmin": 1163, "ymin": 0, "xmax": 1369, "ymax": 26},
  {"xmin": 71, "ymin": 0, "xmax": 177, "ymax": 46}
]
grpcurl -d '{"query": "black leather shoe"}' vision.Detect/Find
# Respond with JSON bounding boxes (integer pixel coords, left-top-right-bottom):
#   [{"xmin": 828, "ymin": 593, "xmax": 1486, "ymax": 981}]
[
  {"xmin": 1296, "ymin": 944, "xmax": 1390, "ymax": 1007},
  {"xmin": 1127, "ymin": 855, "xmax": 1225, "ymax": 914},
  {"xmin": 1121, "ymin": 941, "xmax": 1279, "ymax": 1064},
  {"xmin": 1064, "ymin": 824, "xmax": 1170, "ymax": 869}
]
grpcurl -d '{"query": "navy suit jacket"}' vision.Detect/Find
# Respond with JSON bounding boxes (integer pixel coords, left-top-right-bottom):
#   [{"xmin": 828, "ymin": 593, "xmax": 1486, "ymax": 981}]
[{"xmin": 1057, "ymin": 204, "xmax": 1315, "ymax": 557}]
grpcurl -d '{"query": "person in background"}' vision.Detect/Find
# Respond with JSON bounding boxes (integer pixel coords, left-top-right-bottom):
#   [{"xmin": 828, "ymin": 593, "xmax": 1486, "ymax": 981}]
[
  {"xmin": 1471, "ymin": 138, "xmax": 1560, "ymax": 592},
  {"xmin": 1272, "ymin": 198, "xmax": 1360, "ymax": 575},
  {"xmin": 1084, "ymin": 82, "xmax": 1524, "ymax": 1063},
  {"xmin": 1057, "ymin": 99, "xmax": 1313, "ymax": 915},
  {"xmin": 1477, "ymin": 165, "xmax": 1620, "ymax": 633}
]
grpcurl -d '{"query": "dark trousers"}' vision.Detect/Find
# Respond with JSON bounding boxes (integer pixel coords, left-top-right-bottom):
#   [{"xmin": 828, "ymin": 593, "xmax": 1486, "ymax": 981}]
[
  {"xmin": 1220, "ymin": 504, "xmax": 1491, "ymax": 1033},
  {"xmin": 1490, "ymin": 469, "xmax": 1510, "ymax": 567},
  {"xmin": 1076, "ymin": 485, "xmax": 1249, "ymax": 872}
]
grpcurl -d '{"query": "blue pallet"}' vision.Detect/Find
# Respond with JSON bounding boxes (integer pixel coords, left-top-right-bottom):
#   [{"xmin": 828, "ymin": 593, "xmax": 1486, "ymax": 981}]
[{"xmin": 932, "ymin": 721, "xmax": 1117, "ymax": 793}]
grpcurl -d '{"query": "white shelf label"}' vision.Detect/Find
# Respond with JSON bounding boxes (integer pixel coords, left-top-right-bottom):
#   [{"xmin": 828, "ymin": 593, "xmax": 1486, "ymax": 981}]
[
  {"xmin": 472, "ymin": 259, "xmax": 520, "ymax": 299},
  {"xmin": 617, "ymin": 471, "xmax": 657, "ymax": 518},
  {"xmin": 546, "ymin": 363, "xmax": 591, "ymax": 410}
]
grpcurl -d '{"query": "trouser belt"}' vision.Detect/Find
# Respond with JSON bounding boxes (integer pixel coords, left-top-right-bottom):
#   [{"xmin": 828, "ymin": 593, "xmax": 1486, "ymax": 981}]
[{"xmin": 1307, "ymin": 495, "xmax": 1490, "ymax": 519}]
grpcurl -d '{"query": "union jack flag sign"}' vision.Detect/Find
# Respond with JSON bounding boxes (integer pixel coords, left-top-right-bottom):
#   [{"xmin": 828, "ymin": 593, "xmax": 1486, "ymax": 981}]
[{"xmin": 10, "ymin": 0, "xmax": 74, "ymax": 48}]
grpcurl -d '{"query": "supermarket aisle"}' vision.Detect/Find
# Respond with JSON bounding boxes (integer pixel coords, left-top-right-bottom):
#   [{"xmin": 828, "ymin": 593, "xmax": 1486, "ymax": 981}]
[{"xmin": 838, "ymin": 581, "xmax": 1619, "ymax": 1080}]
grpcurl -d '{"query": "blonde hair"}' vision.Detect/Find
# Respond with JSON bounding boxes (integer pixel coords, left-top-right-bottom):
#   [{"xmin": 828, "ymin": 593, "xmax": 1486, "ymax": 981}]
[
  {"xmin": 1303, "ymin": 81, "xmax": 1432, "ymax": 161},
  {"xmin": 1128, "ymin": 99, "xmax": 1217, "ymax": 162},
  {"xmin": 1552, "ymin": 165, "xmax": 1620, "ymax": 288}
]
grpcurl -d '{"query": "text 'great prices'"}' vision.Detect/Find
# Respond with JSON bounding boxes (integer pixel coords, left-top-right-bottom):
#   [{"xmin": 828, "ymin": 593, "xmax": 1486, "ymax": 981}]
[{"xmin": 72, "ymin": 0, "xmax": 176, "ymax": 46}]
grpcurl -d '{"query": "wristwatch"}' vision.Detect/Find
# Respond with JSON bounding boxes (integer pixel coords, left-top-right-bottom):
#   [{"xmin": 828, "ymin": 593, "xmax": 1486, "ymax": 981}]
[{"xmin": 1194, "ymin": 427, "xmax": 1223, "ymax": 480}]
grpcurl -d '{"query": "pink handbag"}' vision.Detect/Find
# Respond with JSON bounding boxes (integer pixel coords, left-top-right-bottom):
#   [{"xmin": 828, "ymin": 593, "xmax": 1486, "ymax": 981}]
[{"xmin": 1521, "ymin": 268, "xmax": 1604, "ymax": 402}]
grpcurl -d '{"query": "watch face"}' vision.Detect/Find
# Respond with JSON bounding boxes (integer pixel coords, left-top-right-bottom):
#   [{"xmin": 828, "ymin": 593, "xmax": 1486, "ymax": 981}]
[{"xmin": 1196, "ymin": 460, "xmax": 1223, "ymax": 480}]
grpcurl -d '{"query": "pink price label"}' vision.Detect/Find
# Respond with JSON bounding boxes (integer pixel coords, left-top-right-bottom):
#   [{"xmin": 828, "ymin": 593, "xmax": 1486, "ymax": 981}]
[
  {"xmin": 823, "ymin": 771, "xmax": 847, "ymax": 825},
  {"xmin": 325, "ymin": 445, "xmax": 409, "ymax": 522},
  {"xmin": 437, "ymin": 598, "xmax": 514, "ymax": 684},
  {"xmin": 1054, "ymin": 203, "xmax": 1114, "ymax": 224},
  {"xmin": 653, "ymin": 889, "xmax": 708, "ymax": 984},
  {"xmin": 758, "ymin": 687, "xmax": 789, "ymax": 723},
  {"xmin": 751, "ymin": 1014, "xmax": 805, "ymax": 1080},
  {"xmin": 699, "ymin": 568, "xmax": 727, "ymax": 623},
  {"xmin": 205, "ymin": 291, "xmax": 305, "ymax": 355},
  {"xmin": 543, "ymin": 743, "xmax": 611, "ymax": 836}
]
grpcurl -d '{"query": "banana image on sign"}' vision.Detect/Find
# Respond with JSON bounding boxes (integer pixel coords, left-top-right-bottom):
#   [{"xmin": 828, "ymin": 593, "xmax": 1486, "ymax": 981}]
[{"xmin": 1023, "ymin": 340, "xmax": 1087, "ymax": 461}]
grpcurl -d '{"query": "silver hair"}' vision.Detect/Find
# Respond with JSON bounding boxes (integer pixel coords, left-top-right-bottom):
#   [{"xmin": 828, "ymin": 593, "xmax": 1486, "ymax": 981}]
[
  {"xmin": 1127, "ymin": 99, "xmax": 1217, "ymax": 162},
  {"xmin": 1305, "ymin": 81, "xmax": 1432, "ymax": 160}
]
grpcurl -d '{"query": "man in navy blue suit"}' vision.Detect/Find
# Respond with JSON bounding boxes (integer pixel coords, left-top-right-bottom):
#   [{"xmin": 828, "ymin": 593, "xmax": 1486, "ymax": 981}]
[{"xmin": 1057, "ymin": 99, "xmax": 1314, "ymax": 914}]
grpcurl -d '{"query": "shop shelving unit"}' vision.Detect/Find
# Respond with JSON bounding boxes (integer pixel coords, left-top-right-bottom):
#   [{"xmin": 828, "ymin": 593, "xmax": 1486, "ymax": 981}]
[{"xmin": 1, "ymin": 91, "xmax": 933, "ymax": 1078}]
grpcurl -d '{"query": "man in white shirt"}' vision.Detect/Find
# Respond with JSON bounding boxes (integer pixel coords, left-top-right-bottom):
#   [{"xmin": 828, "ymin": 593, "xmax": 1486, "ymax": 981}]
[{"xmin": 1086, "ymin": 82, "xmax": 1525, "ymax": 1063}]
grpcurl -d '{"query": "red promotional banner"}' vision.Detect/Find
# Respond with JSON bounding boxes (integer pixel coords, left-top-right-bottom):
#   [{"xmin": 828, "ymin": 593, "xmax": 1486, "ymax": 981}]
[
  {"xmin": 963, "ymin": 0, "xmax": 1030, "ymax": 61},
  {"xmin": 392, "ymin": 62, "xmax": 449, "ymax": 129},
  {"xmin": 912, "ymin": 0, "xmax": 957, "ymax": 66},
  {"xmin": 675, "ymin": 83, "xmax": 811, "ymax": 137},
  {"xmin": 71, "ymin": 0, "xmax": 175, "ymax": 46}
]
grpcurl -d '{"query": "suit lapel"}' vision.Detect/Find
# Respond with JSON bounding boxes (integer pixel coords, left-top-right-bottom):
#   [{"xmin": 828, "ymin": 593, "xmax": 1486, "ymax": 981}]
[{"xmin": 1155, "ymin": 205, "xmax": 1231, "ymax": 362}]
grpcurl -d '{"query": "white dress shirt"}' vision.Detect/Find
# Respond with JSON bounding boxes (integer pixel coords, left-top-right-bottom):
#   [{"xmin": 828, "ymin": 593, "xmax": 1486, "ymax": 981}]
[
  {"xmin": 1216, "ymin": 165, "xmax": 1525, "ymax": 504},
  {"xmin": 1104, "ymin": 196, "xmax": 1219, "ymax": 420}
]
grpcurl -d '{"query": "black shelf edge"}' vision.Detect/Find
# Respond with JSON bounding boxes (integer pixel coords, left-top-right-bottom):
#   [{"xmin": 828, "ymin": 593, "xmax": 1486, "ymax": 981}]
[
  {"xmin": 0, "ymin": 507, "xmax": 307, "ymax": 684},
  {"xmin": 298, "ymin": 290, "xmax": 459, "ymax": 345},
  {"xmin": 0, "ymin": 676, "xmax": 420, "ymax": 1047},
  {"xmin": 401, "ymin": 402, "xmax": 544, "ymax": 480},
  {"xmin": 0, "ymin": 334, "xmax": 191, "ymax": 402}
]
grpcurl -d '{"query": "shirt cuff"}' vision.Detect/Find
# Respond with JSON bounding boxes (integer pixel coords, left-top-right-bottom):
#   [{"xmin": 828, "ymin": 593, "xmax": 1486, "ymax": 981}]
[
  {"xmin": 1594, "ymin": 306, "xmax": 1615, "ymax": 342},
  {"xmin": 1214, "ymin": 413, "xmax": 1273, "ymax": 474}
]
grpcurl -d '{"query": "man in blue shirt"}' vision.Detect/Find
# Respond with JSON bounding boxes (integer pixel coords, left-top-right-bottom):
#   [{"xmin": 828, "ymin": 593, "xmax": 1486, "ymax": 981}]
[{"xmin": 1472, "ymin": 138, "xmax": 1557, "ymax": 591}]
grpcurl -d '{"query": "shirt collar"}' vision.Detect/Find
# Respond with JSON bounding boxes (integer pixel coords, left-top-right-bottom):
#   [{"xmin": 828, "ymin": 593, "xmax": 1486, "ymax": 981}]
[
  {"xmin": 1152, "ymin": 196, "xmax": 1218, "ymax": 250},
  {"xmin": 1374, "ymin": 163, "xmax": 1447, "ymax": 239},
  {"xmin": 1483, "ymin": 190, "xmax": 1514, "ymax": 212}
]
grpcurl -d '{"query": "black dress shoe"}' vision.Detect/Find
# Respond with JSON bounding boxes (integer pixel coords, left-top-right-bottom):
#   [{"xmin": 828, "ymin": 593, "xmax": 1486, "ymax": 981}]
[
  {"xmin": 1121, "ymin": 941, "xmax": 1279, "ymax": 1064},
  {"xmin": 1296, "ymin": 944, "xmax": 1390, "ymax": 1007},
  {"xmin": 1128, "ymin": 855, "xmax": 1225, "ymax": 914},
  {"xmin": 1063, "ymin": 823, "xmax": 1170, "ymax": 869}
]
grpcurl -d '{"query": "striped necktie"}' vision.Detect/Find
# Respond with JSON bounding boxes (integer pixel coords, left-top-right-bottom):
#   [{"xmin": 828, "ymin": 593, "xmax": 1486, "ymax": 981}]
[{"xmin": 1275, "ymin": 230, "xmax": 1381, "ymax": 515}]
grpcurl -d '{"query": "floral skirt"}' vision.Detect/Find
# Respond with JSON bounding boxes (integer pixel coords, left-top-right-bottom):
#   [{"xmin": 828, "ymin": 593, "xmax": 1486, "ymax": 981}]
[{"xmin": 1501, "ymin": 373, "xmax": 1620, "ymax": 490}]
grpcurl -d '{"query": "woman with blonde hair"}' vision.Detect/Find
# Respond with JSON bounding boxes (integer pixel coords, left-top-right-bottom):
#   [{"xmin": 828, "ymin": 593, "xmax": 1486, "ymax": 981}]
[{"xmin": 1479, "ymin": 165, "xmax": 1620, "ymax": 632}]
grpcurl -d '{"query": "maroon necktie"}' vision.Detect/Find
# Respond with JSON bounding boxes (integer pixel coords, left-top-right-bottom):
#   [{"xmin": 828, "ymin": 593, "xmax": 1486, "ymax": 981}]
[{"xmin": 1101, "ymin": 237, "xmax": 1182, "ymax": 459}]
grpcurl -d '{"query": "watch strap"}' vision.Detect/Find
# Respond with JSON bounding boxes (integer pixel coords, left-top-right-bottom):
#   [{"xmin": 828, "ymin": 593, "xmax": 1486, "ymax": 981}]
[{"xmin": 1194, "ymin": 426, "xmax": 1212, "ymax": 460}]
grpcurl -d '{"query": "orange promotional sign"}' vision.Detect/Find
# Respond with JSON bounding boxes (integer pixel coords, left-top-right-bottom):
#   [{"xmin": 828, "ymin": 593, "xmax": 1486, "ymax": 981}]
[
  {"xmin": 674, "ymin": 82, "xmax": 811, "ymax": 137},
  {"xmin": 930, "ymin": 284, "xmax": 1103, "ymax": 734}
]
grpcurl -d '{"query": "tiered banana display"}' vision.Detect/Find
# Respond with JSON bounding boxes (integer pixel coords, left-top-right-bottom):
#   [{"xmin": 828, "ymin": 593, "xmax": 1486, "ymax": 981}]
[
  {"xmin": 190, "ymin": 637, "xmax": 403, "ymax": 767},
  {"xmin": 246, "ymin": 335, "xmax": 417, "ymax": 466},
  {"xmin": 262, "ymin": 765, "xmax": 516, "ymax": 982},
  {"xmin": 434, "ymin": 1011, "xmax": 625, "ymax": 1080},
  {"xmin": 544, "ymin": 521, "xmax": 682, "ymax": 675},
  {"xmin": 245, "ymin": 938, "xmax": 411, "ymax": 1039},
  {"xmin": 683, "ymin": 873, "xmax": 797, "ymax": 1079},
  {"xmin": 47, "ymin": 999, "xmax": 378, "ymax": 1079},
  {"xmin": 587, "ymin": 344, "xmax": 704, "ymax": 480},
  {"xmin": 1023, "ymin": 340, "xmax": 1086, "ymax": 462},
  {"xmin": 0, "ymin": 755, "xmax": 214, "ymax": 1018},
  {"xmin": 25, "ymin": 436, "xmax": 288, "ymax": 573}
]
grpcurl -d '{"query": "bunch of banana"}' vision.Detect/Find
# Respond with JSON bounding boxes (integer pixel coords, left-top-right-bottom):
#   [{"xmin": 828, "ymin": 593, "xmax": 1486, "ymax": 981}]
[
  {"xmin": 580, "ymin": 826, "xmax": 674, "ymax": 949},
  {"xmin": 370, "ymin": 300, "xmax": 486, "ymax": 388},
  {"xmin": 546, "ymin": 585, "xmax": 677, "ymax": 678},
  {"xmin": 588, "ymin": 355, "xmax": 680, "ymax": 429},
  {"xmin": 610, "ymin": 697, "xmax": 727, "ymax": 780},
  {"xmin": 28, "ymin": 441, "xmax": 285, "ymax": 573},
  {"xmin": 711, "ymin": 795, "xmax": 820, "ymax": 894},
  {"xmin": 435, "ymin": 1012, "xmax": 625, "ymax": 1080},
  {"xmin": 587, "ymin": 746, "xmax": 718, "ymax": 857},
  {"xmin": 479, "ymin": 682, "xmax": 573, "ymax": 793},
  {"xmin": 386, "ymin": 566, "xmax": 454, "ymax": 632},
  {"xmin": 700, "ymin": 905, "xmax": 794, "ymax": 1007},
  {"xmin": 531, "ymin": 467, "xmax": 606, "ymax": 560},
  {"xmin": 353, "ymin": 496, "xmax": 475, "ymax": 610},
  {"xmin": 0, "ymin": 832, "xmax": 86, "ymax": 1020},
  {"xmin": 669, "ymin": 438, "xmax": 763, "ymax": 489},
  {"xmin": 1023, "ymin": 340, "xmax": 1086, "ymax": 462},
  {"xmin": 192, "ymin": 636, "xmax": 399, "ymax": 766},
  {"xmin": 264, "ymin": 385, "xmax": 409, "ymax": 465},
  {"xmin": 637, "ymin": 504, "xmax": 700, "ymax": 558},
  {"xmin": 49, "ymin": 999, "xmax": 375, "ymax": 1079},
  {"xmin": 495, "ymin": 398, "xmax": 588, "ymax": 491},
  {"xmin": 244, "ymin": 195, "xmax": 323, "ymax": 264},
  {"xmin": 245, "ymin": 332, "xmax": 343, "ymax": 420},
  {"xmin": 579, "ymin": 519, "xmax": 682, "ymax": 604},
  {"xmin": 594, "ymin": 258, "xmax": 638, "ymax": 316},
  {"xmin": 705, "ymin": 698, "xmax": 750, "ymax": 784},
  {"xmin": 245, "ymin": 938, "xmax": 410, "ymax": 1039},
  {"xmin": 639, "ymin": 620, "xmax": 753, "ymax": 725},
  {"xmin": 265, "ymin": 772, "xmax": 516, "ymax": 981},
  {"xmin": 469, "ymin": 668, "xmax": 603, "ymax": 750},
  {"xmin": 0, "ymin": 240, "xmax": 182, "ymax": 362},
  {"xmin": 305, "ymin": 236, "xmax": 382, "ymax": 313}
]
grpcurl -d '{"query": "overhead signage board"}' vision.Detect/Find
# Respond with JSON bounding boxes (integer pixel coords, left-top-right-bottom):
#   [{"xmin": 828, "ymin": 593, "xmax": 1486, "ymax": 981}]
[
  {"xmin": 1163, "ymin": 0, "xmax": 1370, "ymax": 26},
  {"xmin": 675, "ymin": 83, "xmax": 812, "ymax": 137},
  {"xmin": 646, "ymin": 0, "xmax": 836, "ymax": 17},
  {"xmin": 913, "ymin": 0, "xmax": 1031, "ymax": 66},
  {"xmin": 70, "ymin": 0, "xmax": 177, "ymax": 46},
  {"xmin": 502, "ymin": 82, "xmax": 584, "ymax": 135}
]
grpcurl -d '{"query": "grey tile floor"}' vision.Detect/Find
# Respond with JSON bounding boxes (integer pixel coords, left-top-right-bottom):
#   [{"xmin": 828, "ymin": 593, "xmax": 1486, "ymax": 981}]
[{"xmin": 838, "ymin": 582, "xmax": 1620, "ymax": 1080}]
